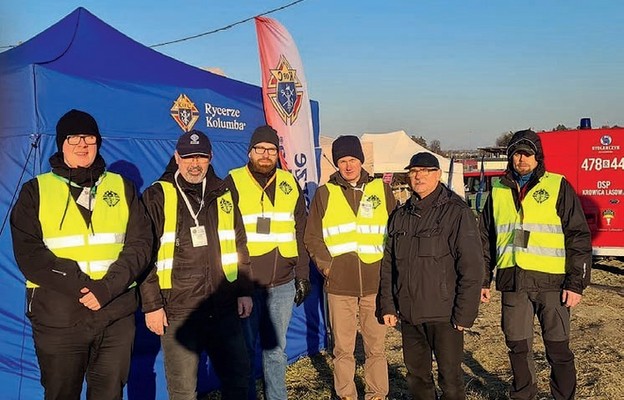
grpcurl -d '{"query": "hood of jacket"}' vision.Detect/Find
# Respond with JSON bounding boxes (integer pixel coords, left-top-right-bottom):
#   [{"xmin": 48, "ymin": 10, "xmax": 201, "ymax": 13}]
[
  {"xmin": 504, "ymin": 129, "xmax": 546, "ymax": 187},
  {"xmin": 49, "ymin": 151, "xmax": 106, "ymax": 187},
  {"xmin": 405, "ymin": 183, "xmax": 454, "ymax": 214}
]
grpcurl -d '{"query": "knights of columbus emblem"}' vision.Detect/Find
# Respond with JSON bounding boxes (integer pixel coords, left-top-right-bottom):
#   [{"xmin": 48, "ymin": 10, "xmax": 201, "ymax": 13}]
[
  {"xmin": 102, "ymin": 190, "xmax": 120, "ymax": 207},
  {"xmin": 367, "ymin": 195, "xmax": 382, "ymax": 209},
  {"xmin": 220, "ymin": 198, "xmax": 233, "ymax": 214},
  {"xmin": 279, "ymin": 181, "xmax": 293, "ymax": 195},
  {"xmin": 170, "ymin": 94, "xmax": 200, "ymax": 132},
  {"xmin": 266, "ymin": 55, "xmax": 304, "ymax": 125},
  {"xmin": 532, "ymin": 189, "xmax": 550, "ymax": 204}
]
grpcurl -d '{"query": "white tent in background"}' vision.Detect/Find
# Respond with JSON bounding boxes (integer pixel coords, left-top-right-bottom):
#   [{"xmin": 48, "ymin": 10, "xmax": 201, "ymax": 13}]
[{"xmin": 361, "ymin": 130, "xmax": 465, "ymax": 198}]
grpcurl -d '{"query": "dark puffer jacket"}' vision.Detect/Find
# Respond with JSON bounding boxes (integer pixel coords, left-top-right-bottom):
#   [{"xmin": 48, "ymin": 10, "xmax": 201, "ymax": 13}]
[
  {"xmin": 139, "ymin": 160, "xmax": 252, "ymax": 320},
  {"xmin": 379, "ymin": 184, "xmax": 484, "ymax": 328},
  {"xmin": 480, "ymin": 129, "xmax": 592, "ymax": 294}
]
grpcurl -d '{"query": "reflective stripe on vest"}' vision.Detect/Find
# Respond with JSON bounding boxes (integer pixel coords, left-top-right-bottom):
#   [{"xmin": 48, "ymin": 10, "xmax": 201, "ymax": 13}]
[
  {"xmin": 321, "ymin": 179, "xmax": 388, "ymax": 263},
  {"xmin": 155, "ymin": 182, "xmax": 177, "ymax": 289},
  {"xmin": 491, "ymin": 172, "xmax": 566, "ymax": 274},
  {"xmin": 32, "ymin": 172, "xmax": 129, "ymax": 288},
  {"xmin": 156, "ymin": 181, "xmax": 238, "ymax": 287},
  {"xmin": 229, "ymin": 166, "xmax": 298, "ymax": 257}
]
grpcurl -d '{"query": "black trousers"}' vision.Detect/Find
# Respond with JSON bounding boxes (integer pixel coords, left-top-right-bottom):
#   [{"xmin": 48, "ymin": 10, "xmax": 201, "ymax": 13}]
[
  {"xmin": 32, "ymin": 314, "xmax": 135, "ymax": 400},
  {"xmin": 502, "ymin": 291, "xmax": 576, "ymax": 400},
  {"xmin": 402, "ymin": 321, "xmax": 465, "ymax": 400}
]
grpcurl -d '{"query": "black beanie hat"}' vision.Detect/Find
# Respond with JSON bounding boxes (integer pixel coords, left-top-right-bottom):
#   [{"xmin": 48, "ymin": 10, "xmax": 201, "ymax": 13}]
[
  {"xmin": 332, "ymin": 135, "xmax": 364, "ymax": 166},
  {"xmin": 249, "ymin": 125, "xmax": 279, "ymax": 152},
  {"xmin": 55, "ymin": 109, "xmax": 102, "ymax": 151}
]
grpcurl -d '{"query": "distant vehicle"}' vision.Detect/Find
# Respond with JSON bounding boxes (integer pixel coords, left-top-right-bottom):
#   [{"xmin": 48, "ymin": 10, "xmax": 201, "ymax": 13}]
[
  {"xmin": 538, "ymin": 120, "xmax": 624, "ymax": 258},
  {"xmin": 464, "ymin": 168, "xmax": 505, "ymax": 213}
]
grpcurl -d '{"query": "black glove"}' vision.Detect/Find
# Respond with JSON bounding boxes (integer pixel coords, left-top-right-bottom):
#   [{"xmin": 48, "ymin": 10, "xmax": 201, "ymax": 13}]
[{"xmin": 293, "ymin": 278, "xmax": 311, "ymax": 307}]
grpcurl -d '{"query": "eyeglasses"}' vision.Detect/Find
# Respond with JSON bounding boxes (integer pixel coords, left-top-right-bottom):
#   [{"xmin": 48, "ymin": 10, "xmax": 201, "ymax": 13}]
[
  {"xmin": 66, "ymin": 135, "xmax": 97, "ymax": 145},
  {"xmin": 252, "ymin": 146, "xmax": 278, "ymax": 156},
  {"xmin": 408, "ymin": 168, "xmax": 439, "ymax": 177}
]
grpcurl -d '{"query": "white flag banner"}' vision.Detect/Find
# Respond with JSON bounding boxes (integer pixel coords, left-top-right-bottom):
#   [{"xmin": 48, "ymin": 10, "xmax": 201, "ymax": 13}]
[{"xmin": 255, "ymin": 16, "xmax": 318, "ymax": 203}]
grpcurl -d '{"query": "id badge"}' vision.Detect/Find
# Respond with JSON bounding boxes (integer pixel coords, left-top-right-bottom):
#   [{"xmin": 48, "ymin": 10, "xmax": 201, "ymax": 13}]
[
  {"xmin": 190, "ymin": 225, "xmax": 208, "ymax": 247},
  {"xmin": 513, "ymin": 229, "xmax": 530, "ymax": 248},
  {"xmin": 77, "ymin": 187, "xmax": 95, "ymax": 210},
  {"xmin": 360, "ymin": 200, "xmax": 373, "ymax": 218},
  {"xmin": 256, "ymin": 217, "xmax": 271, "ymax": 234}
]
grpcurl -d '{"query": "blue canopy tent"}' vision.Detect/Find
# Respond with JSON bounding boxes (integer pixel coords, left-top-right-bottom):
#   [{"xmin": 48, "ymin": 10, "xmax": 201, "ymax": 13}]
[{"xmin": 0, "ymin": 7, "xmax": 325, "ymax": 399}]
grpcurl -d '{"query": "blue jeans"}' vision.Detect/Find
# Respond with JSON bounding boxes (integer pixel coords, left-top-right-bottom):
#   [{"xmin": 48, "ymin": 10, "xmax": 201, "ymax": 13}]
[
  {"xmin": 243, "ymin": 280, "xmax": 295, "ymax": 400},
  {"xmin": 161, "ymin": 312, "xmax": 249, "ymax": 400}
]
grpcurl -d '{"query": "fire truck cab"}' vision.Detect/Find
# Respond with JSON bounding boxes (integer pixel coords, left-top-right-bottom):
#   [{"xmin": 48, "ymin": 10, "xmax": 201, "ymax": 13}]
[{"xmin": 538, "ymin": 121, "xmax": 624, "ymax": 258}]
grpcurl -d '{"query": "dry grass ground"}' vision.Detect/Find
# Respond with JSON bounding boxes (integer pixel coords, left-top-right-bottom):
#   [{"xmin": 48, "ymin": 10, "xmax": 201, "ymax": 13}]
[{"xmin": 206, "ymin": 260, "xmax": 624, "ymax": 400}]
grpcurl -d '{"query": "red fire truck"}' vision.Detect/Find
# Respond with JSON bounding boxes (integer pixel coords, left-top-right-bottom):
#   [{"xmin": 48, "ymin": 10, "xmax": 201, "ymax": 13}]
[{"xmin": 538, "ymin": 121, "xmax": 624, "ymax": 258}]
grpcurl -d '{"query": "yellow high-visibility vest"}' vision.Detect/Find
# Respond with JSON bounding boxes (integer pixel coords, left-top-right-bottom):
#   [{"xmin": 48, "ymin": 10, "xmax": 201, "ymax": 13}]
[
  {"xmin": 229, "ymin": 166, "xmax": 298, "ymax": 258},
  {"xmin": 492, "ymin": 172, "xmax": 566, "ymax": 274},
  {"xmin": 34, "ymin": 172, "xmax": 129, "ymax": 288},
  {"xmin": 155, "ymin": 181, "xmax": 238, "ymax": 287},
  {"xmin": 321, "ymin": 179, "xmax": 388, "ymax": 264}
]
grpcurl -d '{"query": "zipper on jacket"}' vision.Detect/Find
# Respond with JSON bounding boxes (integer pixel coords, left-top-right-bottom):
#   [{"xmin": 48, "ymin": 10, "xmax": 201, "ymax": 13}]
[
  {"xmin": 358, "ymin": 257, "xmax": 363, "ymax": 297},
  {"xmin": 325, "ymin": 257, "xmax": 335, "ymax": 288},
  {"xmin": 270, "ymin": 249, "xmax": 279, "ymax": 286},
  {"xmin": 28, "ymin": 288, "xmax": 36, "ymax": 313},
  {"xmin": 350, "ymin": 184, "xmax": 365, "ymax": 297}
]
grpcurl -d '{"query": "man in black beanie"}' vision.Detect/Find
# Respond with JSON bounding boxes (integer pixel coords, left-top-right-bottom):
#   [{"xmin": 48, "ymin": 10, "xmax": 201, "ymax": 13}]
[
  {"xmin": 225, "ymin": 124, "xmax": 311, "ymax": 399},
  {"xmin": 54, "ymin": 109, "xmax": 102, "ymax": 152},
  {"xmin": 305, "ymin": 135, "xmax": 396, "ymax": 400},
  {"xmin": 10, "ymin": 109, "xmax": 152, "ymax": 400}
]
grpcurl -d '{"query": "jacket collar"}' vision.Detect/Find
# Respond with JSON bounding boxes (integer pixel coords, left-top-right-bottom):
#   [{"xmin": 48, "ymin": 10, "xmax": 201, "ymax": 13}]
[
  {"xmin": 328, "ymin": 168, "xmax": 372, "ymax": 189},
  {"xmin": 406, "ymin": 183, "xmax": 450, "ymax": 214}
]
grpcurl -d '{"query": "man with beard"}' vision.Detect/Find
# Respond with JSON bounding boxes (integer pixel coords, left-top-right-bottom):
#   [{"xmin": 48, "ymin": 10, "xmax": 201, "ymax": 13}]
[
  {"xmin": 10, "ymin": 109, "xmax": 152, "ymax": 400},
  {"xmin": 480, "ymin": 129, "xmax": 592, "ymax": 400},
  {"xmin": 225, "ymin": 125, "xmax": 310, "ymax": 400},
  {"xmin": 140, "ymin": 130, "xmax": 253, "ymax": 400}
]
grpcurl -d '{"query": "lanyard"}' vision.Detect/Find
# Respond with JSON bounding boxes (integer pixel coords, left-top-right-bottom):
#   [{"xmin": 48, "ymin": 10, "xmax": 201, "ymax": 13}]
[
  {"xmin": 174, "ymin": 171, "xmax": 206, "ymax": 227},
  {"xmin": 53, "ymin": 171, "xmax": 105, "ymax": 193},
  {"xmin": 246, "ymin": 166, "xmax": 276, "ymax": 216}
]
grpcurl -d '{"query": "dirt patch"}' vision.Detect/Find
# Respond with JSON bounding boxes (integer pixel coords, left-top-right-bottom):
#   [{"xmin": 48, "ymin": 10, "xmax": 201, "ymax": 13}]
[{"xmin": 204, "ymin": 261, "xmax": 624, "ymax": 399}]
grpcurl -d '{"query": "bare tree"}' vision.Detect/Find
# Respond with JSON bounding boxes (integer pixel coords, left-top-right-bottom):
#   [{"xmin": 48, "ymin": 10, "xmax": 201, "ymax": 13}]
[
  {"xmin": 495, "ymin": 131, "xmax": 513, "ymax": 147},
  {"xmin": 429, "ymin": 139, "xmax": 442, "ymax": 154},
  {"xmin": 553, "ymin": 124, "xmax": 568, "ymax": 131},
  {"xmin": 411, "ymin": 135, "xmax": 427, "ymax": 148}
]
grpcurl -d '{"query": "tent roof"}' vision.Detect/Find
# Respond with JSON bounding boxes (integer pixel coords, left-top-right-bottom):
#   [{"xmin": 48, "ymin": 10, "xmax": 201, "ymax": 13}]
[
  {"xmin": 0, "ymin": 7, "xmax": 258, "ymax": 98},
  {"xmin": 361, "ymin": 130, "xmax": 465, "ymax": 197},
  {"xmin": 361, "ymin": 130, "xmax": 433, "ymax": 173}
]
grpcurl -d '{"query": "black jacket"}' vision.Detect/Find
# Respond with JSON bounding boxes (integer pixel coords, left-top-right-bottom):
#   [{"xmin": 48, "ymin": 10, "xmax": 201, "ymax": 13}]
[
  {"xmin": 379, "ymin": 184, "xmax": 484, "ymax": 328},
  {"xmin": 139, "ymin": 160, "xmax": 252, "ymax": 320},
  {"xmin": 224, "ymin": 164, "xmax": 309, "ymax": 289},
  {"xmin": 480, "ymin": 170, "xmax": 592, "ymax": 294},
  {"xmin": 10, "ymin": 153, "xmax": 153, "ymax": 328}
]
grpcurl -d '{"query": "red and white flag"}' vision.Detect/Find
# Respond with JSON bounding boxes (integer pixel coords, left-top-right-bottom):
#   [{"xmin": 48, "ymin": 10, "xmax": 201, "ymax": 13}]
[{"xmin": 255, "ymin": 16, "xmax": 318, "ymax": 202}]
